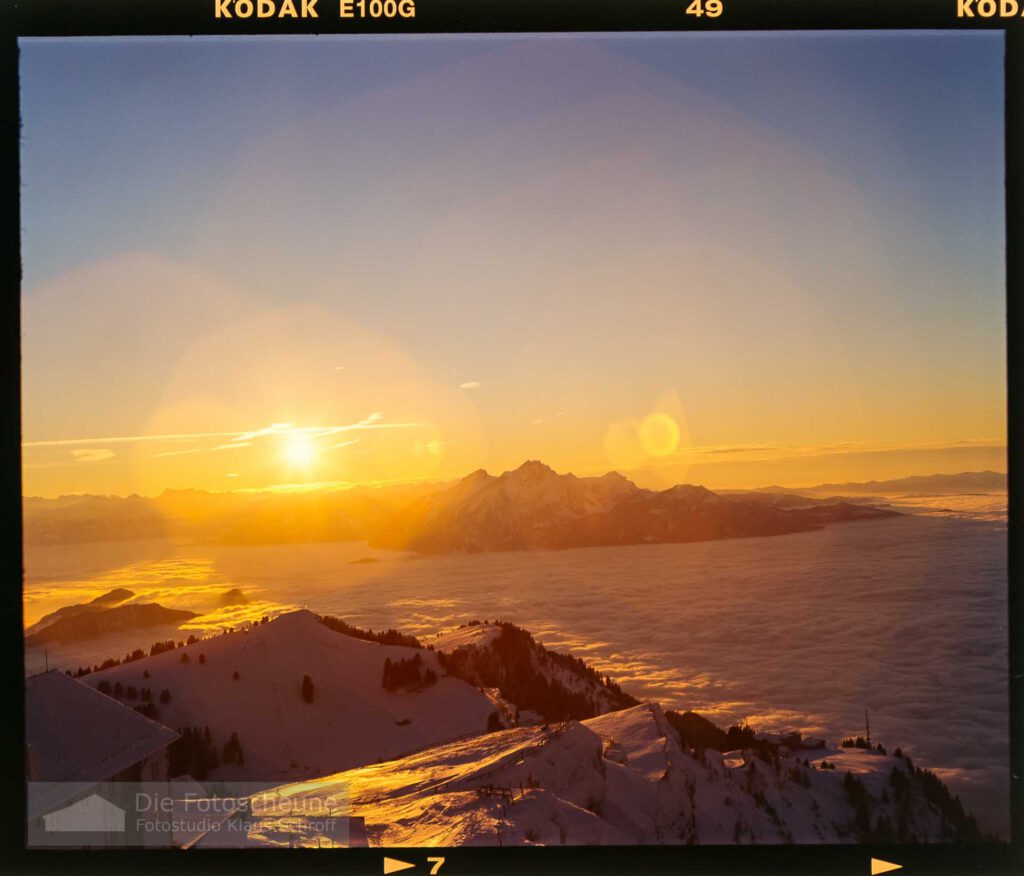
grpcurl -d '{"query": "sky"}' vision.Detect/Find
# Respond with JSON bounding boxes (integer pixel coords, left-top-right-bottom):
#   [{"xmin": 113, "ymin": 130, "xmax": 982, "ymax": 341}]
[{"xmin": 19, "ymin": 32, "xmax": 1006, "ymax": 497}]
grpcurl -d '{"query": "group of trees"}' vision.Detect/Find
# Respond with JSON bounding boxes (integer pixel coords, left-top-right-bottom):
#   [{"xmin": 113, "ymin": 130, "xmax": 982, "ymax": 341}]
[
  {"xmin": 168, "ymin": 726, "xmax": 221, "ymax": 780},
  {"xmin": 67, "ymin": 633, "xmax": 205, "ymax": 678},
  {"xmin": 167, "ymin": 726, "xmax": 245, "ymax": 778},
  {"xmin": 841, "ymin": 736, "xmax": 887, "ymax": 754},
  {"xmin": 436, "ymin": 622, "xmax": 636, "ymax": 722},
  {"xmin": 665, "ymin": 710, "xmax": 729, "ymax": 751},
  {"xmin": 134, "ymin": 702, "xmax": 160, "ymax": 721},
  {"xmin": 381, "ymin": 654, "xmax": 437, "ymax": 692},
  {"xmin": 664, "ymin": 711, "xmax": 803, "ymax": 761},
  {"xmin": 317, "ymin": 613, "xmax": 422, "ymax": 648},
  {"xmin": 96, "ymin": 678, "xmax": 172, "ymax": 705},
  {"xmin": 887, "ymin": 759, "xmax": 985, "ymax": 842},
  {"xmin": 97, "ymin": 679, "xmax": 164, "ymax": 701}
]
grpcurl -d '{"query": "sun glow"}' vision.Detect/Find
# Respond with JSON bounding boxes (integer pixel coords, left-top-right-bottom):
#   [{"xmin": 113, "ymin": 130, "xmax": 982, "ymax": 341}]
[{"xmin": 283, "ymin": 432, "xmax": 317, "ymax": 468}]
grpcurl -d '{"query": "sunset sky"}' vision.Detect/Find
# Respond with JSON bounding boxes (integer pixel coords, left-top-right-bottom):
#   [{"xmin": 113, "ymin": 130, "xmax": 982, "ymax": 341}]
[{"xmin": 20, "ymin": 32, "xmax": 1005, "ymax": 497}]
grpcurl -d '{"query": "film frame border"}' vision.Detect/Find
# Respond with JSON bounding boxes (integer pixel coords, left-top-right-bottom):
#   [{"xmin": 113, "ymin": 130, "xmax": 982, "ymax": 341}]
[{"xmin": 0, "ymin": 1, "xmax": 1020, "ymax": 874}]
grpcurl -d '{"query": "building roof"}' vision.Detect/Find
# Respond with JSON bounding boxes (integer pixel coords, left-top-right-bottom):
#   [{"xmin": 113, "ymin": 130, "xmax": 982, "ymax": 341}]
[{"xmin": 26, "ymin": 670, "xmax": 178, "ymax": 817}]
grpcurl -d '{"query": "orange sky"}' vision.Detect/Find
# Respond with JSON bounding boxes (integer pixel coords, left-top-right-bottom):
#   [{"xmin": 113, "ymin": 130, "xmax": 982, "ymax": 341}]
[{"xmin": 20, "ymin": 36, "xmax": 1006, "ymax": 498}]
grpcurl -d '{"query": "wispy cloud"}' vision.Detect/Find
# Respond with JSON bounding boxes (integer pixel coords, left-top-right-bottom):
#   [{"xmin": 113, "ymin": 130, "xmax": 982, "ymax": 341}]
[
  {"xmin": 565, "ymin": 437, "xmax": 1007, "ymax": 482},
  {"xmin": 71, "ymin": 448, "xmax": 115, "ymax": 463},
  {"xmin": 663, "ymin": 438, "xmax": 1006, "ymax": 466},
  {"xmin": 24, "ymin": 413, "xmax": 423, "ymax": 454},
  {"xmin": 412, "ymin": 436, "xmax": 480, "ymax": 452},
  {"xmin": 26, "ymin": 432, "xmax": 234, "ymax": 448},
  {"xmin": 150, "ymin": 447, "xmax": 205, "ymax": 459},
  {"xmin": 459, "ymin": 381, "xmax": 482, "ymax": 390}
]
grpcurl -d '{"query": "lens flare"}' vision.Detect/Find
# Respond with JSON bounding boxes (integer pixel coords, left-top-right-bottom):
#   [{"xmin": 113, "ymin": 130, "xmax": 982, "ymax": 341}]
[{"xmin": 639, "ymin": 412, "xmax": 681, "ymax": 458}]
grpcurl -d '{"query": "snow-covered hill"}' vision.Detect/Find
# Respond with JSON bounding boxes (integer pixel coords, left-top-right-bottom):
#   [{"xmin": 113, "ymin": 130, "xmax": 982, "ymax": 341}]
[
  {"xmin": 428, "ymin": 621, "xmax": 637, "ymax": 721},
  {"xmin": 76, "ymin": 610, "xmax": 983, "ymax": 847},
  {"xmin": 238, "ymin": 702, "xmax": 979, "ymax": 847},
  {"xmin": 84, "ymin": 611, "xmax": 501, "ymax": 783}
]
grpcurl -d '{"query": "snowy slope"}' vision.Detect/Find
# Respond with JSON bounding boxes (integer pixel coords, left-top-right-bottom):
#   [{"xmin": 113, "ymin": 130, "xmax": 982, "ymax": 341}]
[
  {"xmin": 232, "ymin": 702, "xmax": 971, "ymax": 847},
  {"xmin": 84, "ymin": 610, "xmax": 500, "ymax": 783},
  {"xmin": 430, "ymin": 621, "xmax": 636, "ymax": 720},
  {"xmin": 426, "ymin": 623, "xmax": 503, "ymax": 653}
]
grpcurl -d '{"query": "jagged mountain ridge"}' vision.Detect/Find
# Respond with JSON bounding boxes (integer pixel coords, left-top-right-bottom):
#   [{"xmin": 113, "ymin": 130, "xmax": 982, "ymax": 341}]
[
  {"xmin": 370, "ymin": 460, "xmax": 898, "ymax": 554},
  {"xmin": 24, "ymin": 460, "xmax": 902, "ymax": 550}
]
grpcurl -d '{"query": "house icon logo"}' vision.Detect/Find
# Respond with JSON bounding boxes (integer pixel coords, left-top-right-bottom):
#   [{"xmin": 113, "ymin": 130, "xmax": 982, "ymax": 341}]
[{"xmin": 42, "ymin": 793, "xmax": 126, "ymax": 833}]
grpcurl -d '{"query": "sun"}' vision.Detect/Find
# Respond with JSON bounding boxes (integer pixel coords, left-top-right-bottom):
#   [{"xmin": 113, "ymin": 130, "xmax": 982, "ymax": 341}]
[{"xmin": 282, "ymin": 432, "xmax": 317, "ymax": 468}]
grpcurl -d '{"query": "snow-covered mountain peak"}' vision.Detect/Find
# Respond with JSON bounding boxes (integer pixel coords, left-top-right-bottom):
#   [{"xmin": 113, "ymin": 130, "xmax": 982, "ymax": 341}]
[
  {"xmin": 502, "ymin": 460, "xmax": 559, "ymax": 481},
  {"xmin": 260, "ymin": 608, "xmax": 320, "ymax": 633},
  {"xmin": 659, "ymin": 484, "xmax": 719, "ymax": 504}
]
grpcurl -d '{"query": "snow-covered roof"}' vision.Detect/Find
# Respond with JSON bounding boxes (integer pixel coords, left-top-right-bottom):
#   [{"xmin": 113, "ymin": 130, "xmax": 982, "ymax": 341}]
[{"xmin": 26, "ymin": 670, "xmax": 178, "ymax": 815}]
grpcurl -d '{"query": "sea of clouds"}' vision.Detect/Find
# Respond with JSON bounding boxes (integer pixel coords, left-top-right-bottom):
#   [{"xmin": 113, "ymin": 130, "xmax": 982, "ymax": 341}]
[{"xmin": 24, "ymin": 501, "xmax": 1009, "ymax": 836}]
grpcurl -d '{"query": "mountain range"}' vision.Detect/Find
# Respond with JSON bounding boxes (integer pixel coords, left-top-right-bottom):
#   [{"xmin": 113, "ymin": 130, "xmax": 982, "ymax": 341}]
[
  {"xmin": 368, "ymin": 461, "xmax": 898, "ymax": 553},
  {"xmin": 765, "ymin": 470, "xmax": 1006, "ymax": 496},
  {"xmin": 23, "ymin": 460, "xmax": 905, "ymax": 553}
]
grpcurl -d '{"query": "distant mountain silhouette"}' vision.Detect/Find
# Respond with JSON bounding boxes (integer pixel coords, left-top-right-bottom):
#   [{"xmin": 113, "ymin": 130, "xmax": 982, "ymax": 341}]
[
  {"xmin": 25, "ymin": 588, "xmax": 136, "ymax": 637},
  {"xmin": 755, "ymin": 470, "xmax": 1007, "ymax": 497},
  {"xmin": 22, "ymin": 482, "xmax": 438, "ymax": 546},
  {"xmin": 25, "ymin": 602, "xmax": 198, "ymax": 645},
  {"xmin": 369, "ymin": 460, "xmax": 899, "ymax": 554},
  {"xmin": 218, "ymin": 587, "xmax": 249, "ymax": 607},
  {"xmin": 24, "ymin": 461, "xmax": 911, "ymax": 552}
]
